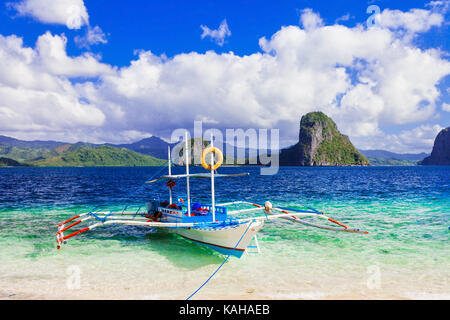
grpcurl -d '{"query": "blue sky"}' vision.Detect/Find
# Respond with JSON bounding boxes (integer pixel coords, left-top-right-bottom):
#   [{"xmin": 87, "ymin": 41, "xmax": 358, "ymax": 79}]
[
  {"xmin": 0, "ymin": 0, "xmax": 449, "ymax": 152},
  {"xmin": 3, "ymin": 1, "xmax": 448, "ymax": 63}
]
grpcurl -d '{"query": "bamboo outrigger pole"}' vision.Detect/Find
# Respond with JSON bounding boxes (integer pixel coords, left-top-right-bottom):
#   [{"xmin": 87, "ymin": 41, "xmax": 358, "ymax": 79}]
[
  {"xmin": 210, "ymin": 133, "xmax": 216, "ymax": 222},
  {"xmin": 185, "ymin": 132, "xmax": 191, "ymax": 216},
  {"xmin": 168, "ymin": 146, "xmax": 172, "ymax": 205}
]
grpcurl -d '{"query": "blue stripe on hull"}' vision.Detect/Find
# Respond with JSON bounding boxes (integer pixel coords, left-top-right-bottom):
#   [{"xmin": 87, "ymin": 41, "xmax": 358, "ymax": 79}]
[
  {"xmin": 196, "ymin": 241, "xmax": 245, "ymax": 258},
  {"xmin": 177, "ymin": 234, "xmax": 245, "ymax": 258}
]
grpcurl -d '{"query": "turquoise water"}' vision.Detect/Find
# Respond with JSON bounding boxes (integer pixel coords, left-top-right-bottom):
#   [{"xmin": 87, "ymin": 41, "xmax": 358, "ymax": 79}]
[{"xmin": 0, "ymin": 166, "xmax": 449, "ymax": 299}]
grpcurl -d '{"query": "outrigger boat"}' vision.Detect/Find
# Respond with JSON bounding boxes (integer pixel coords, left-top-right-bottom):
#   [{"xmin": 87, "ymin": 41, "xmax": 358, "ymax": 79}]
[{"xmin": 56, "ymin": 134, "xmax": 368, "ymax": 258}]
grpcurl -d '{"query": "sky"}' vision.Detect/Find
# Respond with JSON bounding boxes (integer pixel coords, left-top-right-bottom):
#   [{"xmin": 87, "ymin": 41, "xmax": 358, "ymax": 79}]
[{"xmin": 0, "ymin": 0, "xmax": 449, "ymax": 153}]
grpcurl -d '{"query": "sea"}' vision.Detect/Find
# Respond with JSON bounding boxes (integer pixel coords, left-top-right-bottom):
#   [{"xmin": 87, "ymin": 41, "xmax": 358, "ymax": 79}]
[{"xmin": 0, "ymin": 166, "xmax": 449, "ymax": 299}]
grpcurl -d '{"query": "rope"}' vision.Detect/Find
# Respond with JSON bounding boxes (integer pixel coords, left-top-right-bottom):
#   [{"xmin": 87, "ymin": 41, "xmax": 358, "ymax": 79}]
[
  {"xmin": 89, "ymin": 210, "xmax": 113, "ymax": 222},
  {"xmin": 186, "ymin": 220, "xmax": 254, "ymax": 300},
  {"xmin": 133, "ymin": 206, "xmax": 142, "ymax": 219}
]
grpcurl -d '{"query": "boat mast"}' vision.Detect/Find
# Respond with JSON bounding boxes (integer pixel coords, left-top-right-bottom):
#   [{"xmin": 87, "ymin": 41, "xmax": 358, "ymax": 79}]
[
  {"xmin": 185, "ymin": 132, "xmax": 191, "ymax": 216},
  {"xmin": 168, "ymin": 146, "xmax": 172, "ymax": 205},
  {"xmin": 210, "ymin": 133, "xmax": 215, "ymax": 222}
]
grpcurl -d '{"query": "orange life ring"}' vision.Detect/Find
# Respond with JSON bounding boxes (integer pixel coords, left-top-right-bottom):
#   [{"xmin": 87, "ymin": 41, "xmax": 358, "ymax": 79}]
[{"xmin": 201, "ymin": 147, "xmax": 223, "ymax": 171}]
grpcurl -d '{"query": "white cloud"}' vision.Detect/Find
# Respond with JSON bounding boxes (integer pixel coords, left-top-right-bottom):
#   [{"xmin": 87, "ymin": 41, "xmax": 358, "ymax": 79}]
[
  {"xmin": 74, "ymin": 25, "xmax": 108, "ymax": 49},
  {"xmin": 36, "ymin": 32, "xmax": 113, "ymax": 77},
  {"xmin": 0, "ymin": 6, "xmax": 448, "ymax": 152},
  {"xmin": 442, "ymin": 103, "xmax": 450, "ymax": 111},
  {"xmin": 335, "ymin": 13, "xmax": 352, "ymax": 24},
  {"xmin": 0, "ymin": 33, "xmax": 109, "ymax": 138},
  {"xmin": 10, "ymin": 0, "xmax": 89, "ymax": 29},
  {"xmin": 10, "ymin": 0, "xmax": 108, "ymax": 48},
  {"xmin": 200, "ymin": 19, "xmax": 231, "ymax": 46},
  {"xmin": 426, "ymin": 0, "xmax": 450, "ymax": 13},
  {"xmin": 82, "ymin": 19, "xmax": 448, "ymax": 149},
  {"xmin": 376, "ymin": 8, "xmax": 444, "ymax": 33},
  {"xmin": 353, "ymin": 124, "xmax": 443, "ymax": 153},
  {"xmin": 397, "ymin": 124, "xmax": 443, "ymax": 149},
  {"xmin": 300, "ymin": 9, "xmax": 323, "ymax": 30}
]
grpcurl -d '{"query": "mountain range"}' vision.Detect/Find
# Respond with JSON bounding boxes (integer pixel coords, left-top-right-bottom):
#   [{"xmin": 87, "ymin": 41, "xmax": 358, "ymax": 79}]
[
  {"xmin": 358, "ymin": 149, "xmax": 429, "ymax": 161},
  {"xmin": 0, "ymin": 133, "xmax": 432, "ymax": 167},
  {"xmin": 110, "ymin": 136, "xmax": 177, "ymax": 159},
  {"xmin": 0, "ymin": 135, "xmax": 166, "ymax": 167},
  {"xmin": 357, "ymin": 149, "xmax": 429, "ymax": 166}
]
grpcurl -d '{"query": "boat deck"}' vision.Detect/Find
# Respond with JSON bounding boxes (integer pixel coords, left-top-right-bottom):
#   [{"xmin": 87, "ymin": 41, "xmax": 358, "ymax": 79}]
[{"xmin": 160, "ymin": 203, "xmax": 228, "ymax": 223}]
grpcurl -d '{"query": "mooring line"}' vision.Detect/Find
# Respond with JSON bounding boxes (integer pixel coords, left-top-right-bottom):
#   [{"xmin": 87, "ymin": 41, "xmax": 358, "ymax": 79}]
[{"xmin": 186, "ymin": 220, "xmax": 254, "ymax": 300}]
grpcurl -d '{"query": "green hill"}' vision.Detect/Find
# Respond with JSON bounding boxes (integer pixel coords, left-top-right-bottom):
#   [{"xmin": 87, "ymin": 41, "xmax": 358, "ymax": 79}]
[
  {"xmin": 0, "ymin": 145, "xmax": 59, "ymax": 162},
  {"xmin": 0, "ymin": 135, "xmax": 69, "ymax": 162},
  {"xmin": 0, "ymin": 157, "xmax": 30, "ymax": 167},
  {"xmin": 29, "ymin": 145, "xmax": 166, "ymax": 167},
  {"xmin": 0, "ymin": 135, "xmax": 167, "ymax": 167}
]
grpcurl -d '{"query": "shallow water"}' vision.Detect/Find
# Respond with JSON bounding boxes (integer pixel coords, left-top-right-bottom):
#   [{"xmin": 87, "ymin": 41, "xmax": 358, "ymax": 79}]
[{"xmin": 0, "ymin": 166, "xmax": 449, "ymax": 299}]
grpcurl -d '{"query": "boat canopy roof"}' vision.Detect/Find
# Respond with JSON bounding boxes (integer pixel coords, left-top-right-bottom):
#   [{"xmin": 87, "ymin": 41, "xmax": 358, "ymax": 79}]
[{"xmin": 146, "ymin": 172, "xmax": 249, "ymax": 184}]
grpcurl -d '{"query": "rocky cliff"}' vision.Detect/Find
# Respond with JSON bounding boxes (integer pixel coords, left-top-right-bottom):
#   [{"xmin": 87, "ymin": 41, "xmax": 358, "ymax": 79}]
[
  {"xmin": 171, "ymin": 138, "xmax": 211, "ymax": 165},
  {"xmin": 279, "ymin": 112, "xmax": 369, "ymax": 166},
  {"xmin": 419, "ymin": 127, "xmax": 450, "ymax": 165}
]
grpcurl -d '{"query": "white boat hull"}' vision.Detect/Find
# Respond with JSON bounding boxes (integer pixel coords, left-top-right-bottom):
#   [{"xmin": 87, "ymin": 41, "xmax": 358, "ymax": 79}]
[{"xmin": 172, "ymin": 220, "xmax": 264, "ymax": 258}]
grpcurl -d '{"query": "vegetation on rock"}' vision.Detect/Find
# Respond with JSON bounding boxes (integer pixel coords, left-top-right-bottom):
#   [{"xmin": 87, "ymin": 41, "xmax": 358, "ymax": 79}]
[{"xmin": 280, "ymin": 111, "xmax": 369, "ymax": 166}]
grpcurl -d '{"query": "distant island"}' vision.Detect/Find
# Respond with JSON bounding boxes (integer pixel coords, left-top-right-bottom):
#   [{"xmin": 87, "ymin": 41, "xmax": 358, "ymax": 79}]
[
  {"xmin": 419, "ymin": 127, "xmax": 450, "ymax": 165},
  {"xmin": 31, "ymin": 145, "xmax": 166, "ymax": 167},
  {"xmin": 279, "ymin": 112, "xmax": 369, "ymax": 166},
  {"xmin": 363, "ymin": 158, "xmax": 418, "ymax": 166},
  {"xmin": 0, "ymin": 122, "xmax": 441, "ymax": 167},
  {"xmin": 0, "ymin": 142, "xmax": 165, "ymax": 167},
  {"xmin": 358, "ymin": 150, "xmax": 429, "ymax": 166},
  {"xmin": 0, "ymin": 134, "xmax": 171, "ymax": 163}
]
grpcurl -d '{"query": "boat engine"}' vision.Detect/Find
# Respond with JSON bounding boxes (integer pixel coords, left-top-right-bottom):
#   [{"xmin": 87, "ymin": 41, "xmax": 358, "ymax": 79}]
[{"xmin": 146, "ymin": 200, "xmax": 159, "ymax": 214}]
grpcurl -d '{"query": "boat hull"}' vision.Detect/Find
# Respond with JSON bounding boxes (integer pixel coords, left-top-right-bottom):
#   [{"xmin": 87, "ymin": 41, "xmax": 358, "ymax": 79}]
[{"xmin": 172, "ymin": 220, "xmax": 264, "ymax": 258}]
